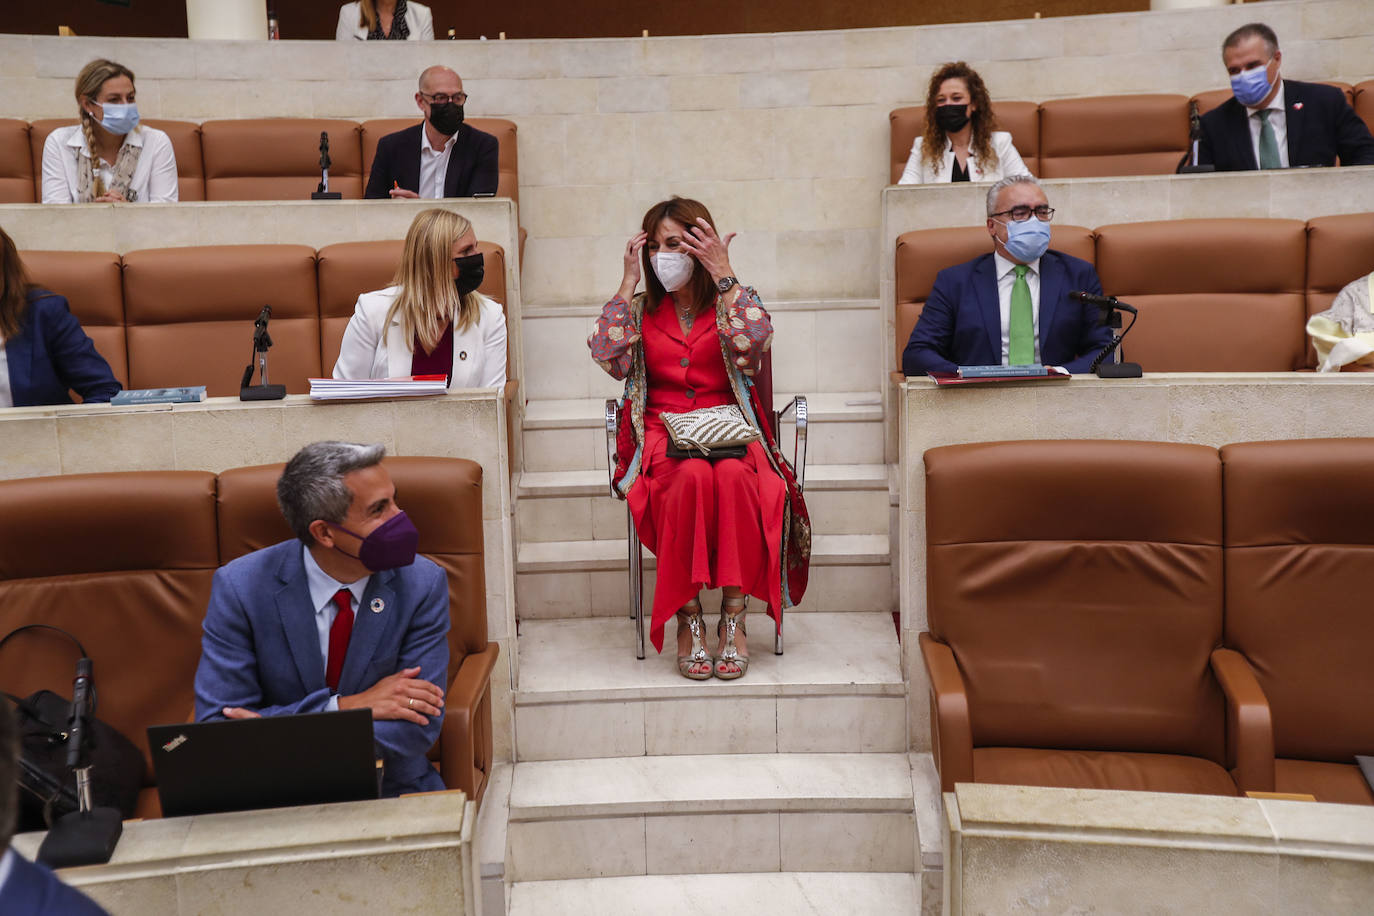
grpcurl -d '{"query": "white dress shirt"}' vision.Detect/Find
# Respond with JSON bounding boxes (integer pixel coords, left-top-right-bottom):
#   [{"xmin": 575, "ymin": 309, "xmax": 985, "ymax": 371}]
[
  {"xmin": 302, "ymin": 544, "xmax": 371, "ymax": 708},
  {"xmin": 418, "ymin": 127, "xmax": 456, "ymax": 200},
  {"xmin": 994, "ymin": 250, "xmax": 1042, "ymax": 364},
  {"xmin": 0, "ymin": 332, "xmax": 12, "ymax": 408},
  {"xmin": 40, "ymin": 124, "xmax": 179, "ymax": 204},
  {"xmin": 1245, "ymin": 81, "xmax": 1289, "ymax": 169}
]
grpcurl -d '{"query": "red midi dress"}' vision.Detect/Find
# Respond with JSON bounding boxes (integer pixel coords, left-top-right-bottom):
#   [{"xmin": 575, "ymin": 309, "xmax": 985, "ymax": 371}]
[{"xmin": 628, "ymin": 296, "xmax": 787, "ymax": 653}]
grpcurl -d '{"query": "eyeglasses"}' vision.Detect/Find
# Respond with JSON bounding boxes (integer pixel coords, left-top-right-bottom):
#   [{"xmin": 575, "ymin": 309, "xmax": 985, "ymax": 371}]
[
  {"xmin": 421, "ymin": 91, "xmax": 468, "ymax": 105},
  {"xmin": 991, "ymin": 205, "xmax": 1055, "ymax": 222}
]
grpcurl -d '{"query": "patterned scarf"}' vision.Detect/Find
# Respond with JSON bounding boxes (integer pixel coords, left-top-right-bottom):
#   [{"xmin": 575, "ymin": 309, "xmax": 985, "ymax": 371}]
[
  {"xmin": 74, "ymin": 128, "xmax": 142, "ymax": 203},
  {"xmin": 367, "ymin": 0, "xmax": 410, "ymax": 40}
]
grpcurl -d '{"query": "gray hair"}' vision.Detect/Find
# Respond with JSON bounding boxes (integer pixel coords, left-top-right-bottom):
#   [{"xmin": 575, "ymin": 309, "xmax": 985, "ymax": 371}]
[
  {"xmin": 986, "ymin": 173, "xmax": 1041, "ymax": 217},
  {"xmin": 1223, "ymin": 23, "xmax": 1278, "ymax": 58},
  {"xmin": 1, "ymin": 697, "xmax": 16, "ymax": 850},
  {"xmin": 277, "ymin": 441, "xmax": 386, "ymax": 545}
]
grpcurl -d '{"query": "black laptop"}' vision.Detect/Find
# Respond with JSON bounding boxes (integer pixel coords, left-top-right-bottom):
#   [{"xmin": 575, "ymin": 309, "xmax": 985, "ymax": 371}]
[{"xmin": 148, "ymin": 709, "xmax": 380, "ymax": 818}]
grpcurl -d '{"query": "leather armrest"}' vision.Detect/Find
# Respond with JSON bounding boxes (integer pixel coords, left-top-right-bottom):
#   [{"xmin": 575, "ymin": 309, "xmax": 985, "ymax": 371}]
[
  {"xmin": 1210, "ymin": 647, "xmax": 1275, "ymax": 793},
  {"xmin": 439, "ymin": 642, "xmax": 500, "ymax": 805},
  {"xmin": 919, "ymin": 632, "xmax": 973, "ymax": 793}
]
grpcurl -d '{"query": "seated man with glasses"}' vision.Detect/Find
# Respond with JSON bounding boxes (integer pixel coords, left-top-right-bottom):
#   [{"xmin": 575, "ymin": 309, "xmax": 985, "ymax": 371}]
[
  {"xmin": 902, "ymin": 174, "xmax": 1112, "ymax": 376},
  {"xmin": 364, "ymin": 65, "xmax": 499, "ymax": 199}
]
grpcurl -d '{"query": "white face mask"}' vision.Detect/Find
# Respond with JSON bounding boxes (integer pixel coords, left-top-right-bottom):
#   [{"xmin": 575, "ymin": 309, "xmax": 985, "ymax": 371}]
[{"xmin": 651, "ymin": 251, "xmax": 694, "ymax": 292}]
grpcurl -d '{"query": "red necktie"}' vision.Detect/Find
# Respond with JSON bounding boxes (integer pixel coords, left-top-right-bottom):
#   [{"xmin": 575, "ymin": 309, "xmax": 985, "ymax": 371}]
[{"xmin": 325, "ymin": 589, "xmax": 355, "ymax": 692}]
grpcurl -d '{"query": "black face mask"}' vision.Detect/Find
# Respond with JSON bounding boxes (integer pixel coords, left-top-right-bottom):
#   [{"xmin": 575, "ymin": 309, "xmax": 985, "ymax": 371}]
[
  {"xmin": 454, "ymin": 252, "xmax": 484, "ymax": 296},
  {"xmin": 935, "ymin": 104, "xmax": 970, "ymax": 133},
  {"xmin": 428, "ymin": 102, "xmax": 464, "ymax": 137}
]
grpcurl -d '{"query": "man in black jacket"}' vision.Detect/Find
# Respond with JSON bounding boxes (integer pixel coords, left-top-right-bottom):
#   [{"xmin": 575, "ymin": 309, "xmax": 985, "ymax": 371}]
[
  {"xmin": 1198, "ymin": 23, "xmax": 1374, "ymax": 171},
  {"xmin": 364, "ymin": 65, "xmax": 500, "ymax": 199}
]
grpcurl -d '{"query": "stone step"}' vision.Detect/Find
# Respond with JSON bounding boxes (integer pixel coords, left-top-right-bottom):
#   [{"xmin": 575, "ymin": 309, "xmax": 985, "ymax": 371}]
[
  {"xmin": 508, "ymin": 872, "xmax": 921, "ymax": 915},
  {"xmin": 506, "ymin": 752, "xmax": 916, "ymax": 882},
  {"xmin": 514, "ymin": 613, "xmax": 905, "ymax": 760}
]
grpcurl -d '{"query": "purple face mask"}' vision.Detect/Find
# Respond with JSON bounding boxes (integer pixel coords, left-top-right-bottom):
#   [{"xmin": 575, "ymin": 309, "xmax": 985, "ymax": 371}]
[{"xmin": 329, "ymin": 511, "xmax": 420, "ymax": 572}]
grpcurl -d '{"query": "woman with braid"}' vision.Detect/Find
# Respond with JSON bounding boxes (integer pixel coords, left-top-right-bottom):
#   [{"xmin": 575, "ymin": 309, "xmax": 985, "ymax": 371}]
[{"xmin": 41, "ymin": 59, "xmax": 178, "ymax": 204}]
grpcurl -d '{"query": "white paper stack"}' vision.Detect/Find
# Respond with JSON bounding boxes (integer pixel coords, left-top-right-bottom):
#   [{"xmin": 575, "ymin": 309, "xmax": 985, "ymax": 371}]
[{"xmin": 309, "ymin": 377, "xmax": 449, "ymax": 400}]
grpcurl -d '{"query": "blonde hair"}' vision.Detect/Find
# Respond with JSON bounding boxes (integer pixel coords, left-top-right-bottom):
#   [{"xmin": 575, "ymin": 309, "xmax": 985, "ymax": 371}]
[
  {"xmin": 358, "ymin": 0, "xmax": 378, "ymax": 31},
  {"xmin": 74, "ymin": 58, "xmax": 136, "ymax": 196},
  {"xmin": 385, "ymin": 208, "xmax": 482, "ymax": 353}
]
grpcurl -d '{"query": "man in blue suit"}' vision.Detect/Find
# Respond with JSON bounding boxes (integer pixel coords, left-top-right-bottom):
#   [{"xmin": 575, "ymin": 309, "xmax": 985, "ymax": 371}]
[
  {"xmin": 903, "ymin": 175, "xmax": 1113, "ymax": 376},
  {"xmin": 1198, "ymin": 23, "xmax": 1374, "ymax": 172},
  {"xmin": 0, "ymin": 700, "xmax": 108, "ymax": 915},
  {"xmin": 194, "ymin": 441, "xmax": 449, "ymax": 798}
]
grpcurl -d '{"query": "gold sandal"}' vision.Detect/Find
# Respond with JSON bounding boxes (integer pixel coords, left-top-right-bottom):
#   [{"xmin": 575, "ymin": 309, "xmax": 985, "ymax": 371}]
[
  {"xmin": 676, "ymin": 600, "xmax": 712, "ymax": 680},
  {"xmin": 714, "ymin": 597, "xmax": 749, "ymax": 680}
]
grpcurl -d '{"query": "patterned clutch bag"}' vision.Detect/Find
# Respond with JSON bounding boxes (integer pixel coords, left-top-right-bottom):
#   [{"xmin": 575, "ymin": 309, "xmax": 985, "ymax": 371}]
[{"xmin": 659, "ymin": 405, "xmax": 761, "ymax": 456}]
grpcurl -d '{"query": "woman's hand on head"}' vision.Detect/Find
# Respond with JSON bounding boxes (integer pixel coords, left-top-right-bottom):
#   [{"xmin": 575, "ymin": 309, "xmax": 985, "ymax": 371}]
[
  {"xmin": 618, "ymin": 230, "xmax": 648, "ymax": 299},
  {"xmin": 679, "ymin": 218, "xmax": 736, "ymax": 282}
]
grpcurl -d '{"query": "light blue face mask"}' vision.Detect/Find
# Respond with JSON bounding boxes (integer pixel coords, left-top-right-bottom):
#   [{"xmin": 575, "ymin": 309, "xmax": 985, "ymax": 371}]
[
  {"xmin": 996, "ymin": 216, "xmax": 1052, "ymax": 263},
  {"xmin": 95, "ymin": 102, "xmax": 140, "ymax": 135},
  {"xmin": 1230, "ymin": 64, "xmax": 1272, "ymax": 108}
]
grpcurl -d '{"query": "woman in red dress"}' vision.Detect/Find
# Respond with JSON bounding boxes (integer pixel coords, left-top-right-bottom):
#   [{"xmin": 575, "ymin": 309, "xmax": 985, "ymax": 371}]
[{"xmin": 589, "ymin": 198, "xmax": 809, "ymax": 680}]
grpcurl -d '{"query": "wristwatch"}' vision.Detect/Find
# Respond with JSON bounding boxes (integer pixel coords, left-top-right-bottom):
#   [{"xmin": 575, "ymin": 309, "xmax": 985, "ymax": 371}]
[{"xmin": 716, "ymin": 276, "xmax": 739, "ymax": 293}]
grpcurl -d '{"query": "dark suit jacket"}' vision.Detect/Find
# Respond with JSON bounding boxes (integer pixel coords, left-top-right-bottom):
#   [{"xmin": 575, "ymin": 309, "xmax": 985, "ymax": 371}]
[
  {"xmin": 193, "ymin": 540, "xmax": 450, "ymax": 797},
  {"xmin": 364, "ymin": 122, "xmax": 500, "ymax": 199},
  {"xmin": 1198, "ymin": 79, "xmax": 1374, "ymax": 171},
  {"xmin": 1, "ymin": 849, "xmax": 109, "ymax": 915},
  {"xmin": 4, "ymin": 292, "xmax": 121, "ymax": 406},
  {"xmin": 902, "ymin": 249, "xmax": 1114, "ymax": 376}
]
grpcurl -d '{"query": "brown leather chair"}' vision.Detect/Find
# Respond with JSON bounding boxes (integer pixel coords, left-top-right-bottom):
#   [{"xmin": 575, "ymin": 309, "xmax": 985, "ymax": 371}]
[
  {"xmin": 1305, "ymin": 212, "xmax": 1374, "ymax": 339},
  {"xmin": 28, "ymin": 118, "xmax": 205, "ymax": 202},
  {"xmin": 920, "ymin": 440, "xmax": 1235, "ymax": 797},
  {"xmin": 0, "ymin": 119, "xmax": 35, "ymax": 203},
  {"xmin": 200, "ymin": 119, "xmax": 363, "ymax": 200},
  {"xmin": 359, "ymin": 118, "xmax": 520, "ymax": 206},
  {"xmin": 888, "ymin": 101, "xmax": 1040, "ymax": 183},
  {"xmin": 1038, "ymin": 95, "xmax": 1188, "ymax": 177},
  {"xmin": 1192, "ymin": 82, "xmax": 1356, "ymax": 118},
  {"xmin": 1094, "ymin": 218, "xmax": 1308, "ymax": 371},
  {"xmin": 1357, "ymin": 81, "xmax": 1374, "ymax": 138},
  {"xmin": 121, "ymin": 244, "xmax": 321, "ymax": 395},
  {"xmin": 893, "ymin": 225, "xmax": 1094, "ymax": 378},
  {"xmin": 1216, "ymin": 439, "xmax": 1374, "ymax": 805},
  {"xmin": 215, "ymin": 457, "xmax": 500, "ymax": 805},
  {"xmin": 18, "ymin": 250, "xmax": 129, "ymax": 389},
  {"xmin": 0, "ymin": 471, "xmax": 220, "ymax": 820}
]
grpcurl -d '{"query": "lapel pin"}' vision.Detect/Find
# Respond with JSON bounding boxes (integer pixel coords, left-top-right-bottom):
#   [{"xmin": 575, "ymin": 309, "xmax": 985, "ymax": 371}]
[
  {"xmin": 458, "ymin": 350, "xmax": 469, "ymax": 360},
  {"xmin": 371, "ymin": 597, "xmax": 385, "ymax": 614},
  {"xmin": 1292, "ymin": 102, "xmax": 1303, "ymax": 110}
]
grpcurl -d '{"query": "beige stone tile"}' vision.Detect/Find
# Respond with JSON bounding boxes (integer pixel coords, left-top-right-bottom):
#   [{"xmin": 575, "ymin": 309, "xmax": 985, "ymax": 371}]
[
  {"xmin": 343, "ymin": 42, "xmax": 423, "ymax": 82},
  {"xmin": 516, "ymin": 699, "xmax": 645, "ymax": 760},
  {"xmin": 277, "ymin": 401, "xmax": 399, "ymax": 455},
  {"xmin": 842, "ymin": 30, "xmax": 917, "ymax": 70},
  {"xmin": 57, "ymin": 408, "xmax": 177, "ymax": 474},
  {"xmin": 523, "ymin": 427, "xmax": 598, "ymax": 472},
  {"xmin": 522, "ymin": 314, "xmax": 599, "ymax": 399},
  {"xmin": 1167, "ymin": 383, "xmax": 1309, "ymax": 446},
  {"xmin": 76, "ymin": 877, "xmax": 180, "ymax": 915},
  {"xmin": 1273, "ymin": 847, "xmax": 1374, "ymax": 915},
  {"xmin": 781, "ymin": 810, "xmax": 915, "ymax": 872},
  {"xmin": 637, "ymin": 37, "xmax": 705, "ymax": 76},
  {"xmin": 767, "ymin": 310, "xmax": 818, "ymax": 393},
  {"xmin": 520, "ymin": 183, "xmax": 634, "ymax": 240},
  {"xmin": 0, "ymin": 417, "xmax": 61, "ymax": 480},
  {"xmin": 773, "ymin": 227, "xmax": 880, "ymax": 300},
  {"xmin": 701, "ymin": 36, "xmax": 775, "ymax": 75},
  {"xmin": 1059, "ymin": 16, "xmax": 1145, "ymax": 56},
  {"xmin": 1303, "ymin": 0, "xmax": 1374, "ymax": 41},
  {"xmin": 738, "ymin": 72, "xmax": 810, "ymax": 109},
  {"xmin": 589, "ymin": 568, "xmax": 658, "ymax": 617},
  {"xmin": 1270, "ymin": 167, "xmax": 1374, "ymax": 219},
  {"xmin": 512, "ymin": 114, "xmax": 565, "ymax": 187},
  {"xmin": 668, "ymin": 74, "xmax": 739, "ymax": 111},
  {"xmin": 156, "ymin": 78, "xmax": 241, "ymax": 121},
  {"xmin": 1304, "ymin": 382, "xmax": 1374, "ymax": 438},
  {"xmin": 489, "ymin": 643, "xmax": 515, "ymax": 762},
  {"xmin": 910, "ymin": 25, "xmax": 987, "ymax": 67},
  {"xmin": 910, "ymin": 751, "xmax": 944, "ymax": 869},
  {"xmin": 0, "ymin": 203, "xmax": 118, "ymax": 252},
  {"xmin": 598, "ymin": 76, "xmax": 670, "ymax": 113},
  {"xmin": 485, "ymin": 41, "xmax": 565, "ymax": 80},
  {"xmin": 520, "ymin": 236, "xmax": 609, "ymax": 308},
  {"xmin": 801, "ymin": 489, "xmax": 889, "ymax": 537},
  {"xmin": 517, "ymin": 571, "xmax": 592, "ymax": 619},
  {"xmin": 0, "ymin": 38, "xmax": 33, "ymax": 78},
  {"xmin": 1031, "ymin": 383, "xmax": 1170, "ymax": 440},
  {"xmin": 590, "ymin": 496, "xmax": 625, "ymax": 540},
  {"xmin": 777, "ymin": 695, "xmax": 906, "ymax": 753},
  {"xmin": 170, "ymin": 407, "xmax": 288, "ymax": 471},
  {"xmin": 804, "ymin": 564, "xmax": 893, "ymax": 614},
  {"xmin": 814, "ymin": 305, "xmax": 883, "ymax": 391},
  {"xmin": 116, "ymin": 39, "xmax": 197, "ymax": 79},
  {"xmin": 0, "ymin": 77, "xmax": 71, "ymax": 120},
  {"xmin": 308, "ymin": 80, "xmax": 406, "ymax": 120},
  {"xmin": 1061, "ymin": 177, "xmax": 1170, "ymax": 226},
  {"xmin": 813, "ymin": 176, "xmax": 889, "ymax": 230},
  {"xmin": 772, "ymin": 32, "xmax": 848, "ymax": 72},
  {"xmin": 560, "ymin": 40, "xmax": 641, "ymax": 78},
  {"xmin": 558, "ymin": 113, "xmax": 638, "ymax": 187},
  {"xmin": 645, "ymin": 812, "xmax": 781, "ymax": 874},
  {"xmin": 806, "ymin": 418, "xmax": 884, "ymax": 465},
  {"xmin": 520, "ymin": 495, "xmax": 593, "ymax": 541},
  {"xmin": 642, "ymin": 697, "xmax": 778, "ymax": 755},
  {"xmin": 1338, "ymin": 35, "xmax": 1374, "ymax": 82},
  {"xmin": 481, "ymin": 77, "xmax": 598, "ymax": 116},
  {"xmin": 507, "ymin": 816, "xmax": 645, "ymax": 880},
  {"xmin": 1166, "ymin": 172, "xmax": 1272, "ymax": 221},
  {"xmin": 772, "ymin": 106, "xmax": 883, "ymax": 180}
]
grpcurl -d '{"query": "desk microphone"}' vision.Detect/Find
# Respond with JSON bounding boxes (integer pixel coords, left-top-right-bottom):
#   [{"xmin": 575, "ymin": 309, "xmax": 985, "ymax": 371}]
[
  {"xmin": 1071, "ymin": 291, "xmax": 1143, "ymax": 379},
  {"xmin": 312, "ymin": 131, "xmax": 342, "ymax": 200},
  {"xmin": 1070, "ymin": 290, "xmax": 1138, "ymax": 314},
  {"xmin": 240, "ymin": 304, "xmax": 287, "ymax": 400}
]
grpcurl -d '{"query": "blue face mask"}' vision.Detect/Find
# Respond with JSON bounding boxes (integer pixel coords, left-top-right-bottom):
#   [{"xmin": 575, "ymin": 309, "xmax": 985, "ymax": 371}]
[
  {"xmin": 1230, "ymin": 64, "xmax": 1272, "ymax": 108},
  {"xmin": 95, "ymin": 102, "xmax": 140, "ymax": 135},
  {"xmin": 997, "ymin": 216, "xmax": 1052, "ymax": 263}
]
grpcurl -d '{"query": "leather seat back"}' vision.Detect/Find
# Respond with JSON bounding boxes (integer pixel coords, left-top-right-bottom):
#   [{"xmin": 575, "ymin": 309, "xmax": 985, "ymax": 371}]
[
  {"xmin": 200, "ymin": 119, "xmax": 363, "ymax": 200},
  {"xmin": 18, "ymin": 250, "xmax": 129, "ymax": 388},
  {"xmin": 1094, "ymin": 218, "xmax": 1308, "ymax": 371},
  {"xmin": 1038, "ymin": 95, "xmax": 1188, "ymax": 177},
  {"xmin": 889, "ymin": 101, "xmax": 1040, "ymax": 183},
  {"xmin": 1192, "ymin": 82, "xmax": 1356, "ymax": 118},
  {"xmin": 893, "ymin": 225, "xmax": 1094, "ymax": 371},
  {"xmin": 1221, "ymin": 439, "xmax": 1374, "ymax": 763},
  {"xmin": 28, "ymin": 118, "xmax": 205, "ymax": 201},
  {"xmin": 0, "ymin": 471, "xmax": 219, "ymax": 783},
  {"xmin": 121, "ymin": 244, "xmax": 321, "ymax": 395},
  {"xmin": 924, "ymin": 439, "xmax": 1225, "ymax": 761},
  {"xmin": 1305, "ymin": 214, "xmax": 1374, "ymax": 365},
  {"xmin": 360, "ymin": 118, "xmax": 520, "ymax": 204},
  {"xmin": 0, "ymin": 119, "xmax": 34, "ymax": 202}
]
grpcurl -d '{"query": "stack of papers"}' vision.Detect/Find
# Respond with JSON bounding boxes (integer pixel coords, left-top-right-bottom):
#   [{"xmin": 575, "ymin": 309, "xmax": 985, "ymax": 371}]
[{"xmin": 309, "ymin": 376, "xmax": 449, "ymax": 400}]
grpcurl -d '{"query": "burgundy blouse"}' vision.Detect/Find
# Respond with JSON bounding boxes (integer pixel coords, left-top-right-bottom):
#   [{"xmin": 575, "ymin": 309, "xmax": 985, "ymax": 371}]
[{"xmin": 410, "ymin": 322, "xmax": 455, "ymax": 384}]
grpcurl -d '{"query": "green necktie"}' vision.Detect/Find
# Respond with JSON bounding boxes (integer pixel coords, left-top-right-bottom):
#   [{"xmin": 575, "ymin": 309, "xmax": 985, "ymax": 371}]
[
  {"xmin": 1257, "ymin": 109, "xmax": 1281, "ymax": 170},
  {"xmin": 1009, "ymin": 264, "xmax": 1034, "ymax": 365}
]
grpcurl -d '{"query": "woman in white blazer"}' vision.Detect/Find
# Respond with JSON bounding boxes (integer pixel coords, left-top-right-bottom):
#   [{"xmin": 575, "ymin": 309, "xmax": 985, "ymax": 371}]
[
  {"xmin": 898, "ymin": 62, "xmax": 1031, "ymax": 185},
  {"xmin": 334, "ymin": 209, "xmax": 507, "ymax": 390},
  {"xmin": 41, "ymin": 58, "xmax": 178, "ymax": 204},
  {"xmin": 336, "ymin": 0, "xmax": 434, "ymax": 40}
]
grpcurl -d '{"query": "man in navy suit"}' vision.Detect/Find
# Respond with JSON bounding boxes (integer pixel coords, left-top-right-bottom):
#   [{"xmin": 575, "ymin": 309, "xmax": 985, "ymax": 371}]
[
  {"xmin": 1198, "ymin": 23, "xmax": 1374, "ymax": 171},
  {"xmin": 0, "ymin": 700, "xmax": 108, "ymax": 915},
  {"xmin": 364, "ymin": 65, "xmax": 500, "ymax": 200},
  {"xmin": 903, "ymin": 175, "xmax": 1113, "ymax": 376},
  {"xmin": 194, "ymin": 441, "xmax": 449, "ymax": 798}
]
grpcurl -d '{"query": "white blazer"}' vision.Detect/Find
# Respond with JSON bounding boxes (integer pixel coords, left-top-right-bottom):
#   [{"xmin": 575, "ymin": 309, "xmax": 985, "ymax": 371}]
[
  {"xmin": 336, "ymin": 2, "xmax": 434, "ymax": 40},
  {"xmin": 41, "ymin": 124, "xmax": 179, "ymax": 204},
  {"xmin": 898, "ymin": 131, "xmax": 1030, "ymax": 184},
  {"xmin": 334, "ymin": 286, "xmax": 507, "ymax": 390}
]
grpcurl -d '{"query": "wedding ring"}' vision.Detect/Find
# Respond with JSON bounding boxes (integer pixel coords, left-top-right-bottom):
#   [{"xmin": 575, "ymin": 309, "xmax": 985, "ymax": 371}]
[{"xmin": 408, "ymin": 698, "xmax": 414, "ymax": 708}]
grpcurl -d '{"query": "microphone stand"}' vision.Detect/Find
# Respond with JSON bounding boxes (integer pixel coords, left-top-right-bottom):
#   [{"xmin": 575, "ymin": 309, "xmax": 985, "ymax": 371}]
[
  {"xmin": 312, "ymin": 131, "xmax": 342, "ymax": 200},
  {"xmin": 1179, "ymin": 100, "xmax": 1215, "ymax": 174},
  {"xmin": 36, "ymin": 658, "xmax": 123, "ymax": 869},
  {"xmin": 1089, "ymin": 298, "xmax": 1143, "ymax": 379},
  {"xmin": 240, "ymin": 305, "xmax": 287, "ymax": 400}
]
